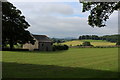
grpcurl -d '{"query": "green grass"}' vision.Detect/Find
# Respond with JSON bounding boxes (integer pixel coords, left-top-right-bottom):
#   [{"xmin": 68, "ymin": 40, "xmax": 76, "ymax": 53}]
[
  {"xmin": 2, "ymin": 48, "xmax": 118, "ymax": 78},
  {"xmin": 61, "ymin": 40, "xmax": 116, "ymax": 46}
]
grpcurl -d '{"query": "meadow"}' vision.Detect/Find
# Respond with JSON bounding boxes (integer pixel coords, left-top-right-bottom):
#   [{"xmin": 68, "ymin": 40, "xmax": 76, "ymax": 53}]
[
  {"xmin": 2, "ymin": 48, "xmax": 118, "ymax": 78},
  {"xmin": 61, "ymin": 40, "xmax": 116, "ymax": 46}
]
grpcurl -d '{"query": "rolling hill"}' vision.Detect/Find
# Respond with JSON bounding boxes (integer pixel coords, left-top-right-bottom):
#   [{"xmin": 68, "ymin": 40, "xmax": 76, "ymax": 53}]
[{"xmin": 61, "ymin": 40, "xmax": 116, "ymax": 46}]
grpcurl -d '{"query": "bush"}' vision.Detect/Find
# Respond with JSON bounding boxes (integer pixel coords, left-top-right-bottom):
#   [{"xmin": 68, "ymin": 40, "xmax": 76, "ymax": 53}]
[
  {"xmin": 116, "ymin": 41, "xmax": 120, "ymax": 46},
  {"xmin": 53, "ymin": 45, "xmax": 69, "ymax": 51},
  {"xmin": 81, "ymin": 41, "xmax": 93, "ymax": 46},
  {"xmin": 64, "ymin": 45, "xmax": 69, "ymax": 50}
]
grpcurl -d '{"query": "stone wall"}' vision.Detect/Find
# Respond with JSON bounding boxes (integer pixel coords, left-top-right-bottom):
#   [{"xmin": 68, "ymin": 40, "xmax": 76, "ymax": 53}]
[
  {"xmin": 23, "ymin": 40, "xmax": 39, "ymax": 51},
  {"xmin": 39, "ymin": 42, "xmax": 53, "ymax": 51}
]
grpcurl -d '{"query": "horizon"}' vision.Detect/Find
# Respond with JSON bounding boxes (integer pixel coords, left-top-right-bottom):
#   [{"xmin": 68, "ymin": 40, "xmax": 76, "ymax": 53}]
[{"xmin": 32, "ymin": 33, "xmax": 119, "ymax": 39}]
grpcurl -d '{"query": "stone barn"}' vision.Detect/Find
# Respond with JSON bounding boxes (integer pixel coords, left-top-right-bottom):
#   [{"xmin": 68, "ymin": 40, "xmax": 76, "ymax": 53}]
[{"xmin": 23, "ymin": 35, "xmax": 53, "ymax": 51}]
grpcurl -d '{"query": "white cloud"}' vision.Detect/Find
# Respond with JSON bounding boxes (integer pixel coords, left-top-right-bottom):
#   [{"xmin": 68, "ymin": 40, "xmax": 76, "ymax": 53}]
[
  {"xmin": 11, "ymin": 2, "xmax": 74, "ymax": 16},
  {"xmin": 38, "ymin": 4, "xmax": 74, "ymax": 15},
  {"xmin": 28, "ymin": 14, "xmax": 118, "ymax": 38},
  {"xmin": 8, "ymin": 2, "xmax": 118, "ymax": 38}
]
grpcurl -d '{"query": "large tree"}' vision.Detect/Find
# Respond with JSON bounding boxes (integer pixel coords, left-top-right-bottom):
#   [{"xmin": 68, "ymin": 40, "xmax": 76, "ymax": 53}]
[
  {"xmin": 2, "ymin": 2, "xmax": 35, "ymax": 50},
  {"xmin": 81, "ymin": 1, "xmax": 120, "ymax": 27}
]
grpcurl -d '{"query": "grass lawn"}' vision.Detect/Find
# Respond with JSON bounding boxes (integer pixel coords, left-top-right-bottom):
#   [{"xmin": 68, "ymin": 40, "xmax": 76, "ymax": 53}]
[
  {"xmin": 2, "ymin": 48, "xmax": 118, "ymax": 78},
  {"xmin": 62, "ymin": 40, "xmax": 116, "ymax": 46}
]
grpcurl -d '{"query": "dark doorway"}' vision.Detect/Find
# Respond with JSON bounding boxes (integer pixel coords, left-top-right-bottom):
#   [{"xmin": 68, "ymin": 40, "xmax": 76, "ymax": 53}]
[{"xmin": 46, "ymin": 47, "xmax": 48, "ymax": 51}]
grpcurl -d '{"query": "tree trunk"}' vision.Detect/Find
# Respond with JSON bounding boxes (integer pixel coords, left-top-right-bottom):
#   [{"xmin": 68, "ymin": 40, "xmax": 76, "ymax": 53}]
[{"xmin": 10, "ymin": 39, "xmax": 14, "ymax": 50}]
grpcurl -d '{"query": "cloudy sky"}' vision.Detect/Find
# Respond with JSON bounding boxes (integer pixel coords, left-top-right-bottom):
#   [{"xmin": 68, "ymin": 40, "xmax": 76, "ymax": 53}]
[{"xmin": 8, "ymin": 0, "xmax": 118, "ymax": 38}]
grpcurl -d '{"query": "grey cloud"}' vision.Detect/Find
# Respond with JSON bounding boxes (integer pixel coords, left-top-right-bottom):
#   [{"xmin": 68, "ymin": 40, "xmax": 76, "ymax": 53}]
[
  {"xmin": 39, "ymin": 4, "xmax": 74, "ymax": 15},
  {"xmin": 10, "ymin": 2, "xmax": 118, "ymax": 38},
  {"xmin": 28, "ymin": 14, "xmax": 118, "ymax": 38},
  {"xmin": 12, "ymin": 2, "xmax": 74, "ymax": 16}
]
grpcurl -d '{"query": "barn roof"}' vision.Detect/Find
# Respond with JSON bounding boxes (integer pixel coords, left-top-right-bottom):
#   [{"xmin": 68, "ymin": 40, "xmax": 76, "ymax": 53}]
[{"xmin": 33, "ymin": 35, "xmax": 53, "ymax": 43}]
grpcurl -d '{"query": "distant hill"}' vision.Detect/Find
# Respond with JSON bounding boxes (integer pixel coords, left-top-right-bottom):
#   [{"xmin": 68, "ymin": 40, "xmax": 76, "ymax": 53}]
[
  {"xmin": 61, "ymin": 40, "xmax": 116, "ymax": 46},
  {"xmin": 51, "ymin": 37, "xmax": 77, "ymax": 40}
]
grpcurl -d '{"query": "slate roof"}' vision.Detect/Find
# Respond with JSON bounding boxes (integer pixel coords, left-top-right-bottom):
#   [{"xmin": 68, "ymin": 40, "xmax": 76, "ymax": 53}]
[{"xmin": 33, "ymin": 35, "xmax": 53, "ymax": 43}]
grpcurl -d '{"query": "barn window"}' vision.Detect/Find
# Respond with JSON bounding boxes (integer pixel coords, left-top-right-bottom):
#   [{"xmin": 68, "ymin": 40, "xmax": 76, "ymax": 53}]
[{"xmin": 42, "ymin": 43, "xmax": 44, "ymax": 46}]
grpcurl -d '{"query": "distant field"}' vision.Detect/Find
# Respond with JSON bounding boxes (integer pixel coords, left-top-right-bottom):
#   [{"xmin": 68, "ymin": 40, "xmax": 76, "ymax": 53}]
[
  {"xmin": 61, "ymin": 40, "xmax": 116, "ymax": 46},
  {"xmin": 2, "ymin": 48, "xmax": 118, "ymax": 78}
]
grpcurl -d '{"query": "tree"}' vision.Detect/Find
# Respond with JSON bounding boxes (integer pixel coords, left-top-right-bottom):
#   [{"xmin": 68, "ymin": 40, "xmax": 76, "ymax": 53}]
[
  {"xmin": 82, "ymin": 41, "xmax": 93, "ymax": 46},
  {"xmin": 116, "ymin": 41, "xmax": 120, "ymax": 45},
  {"xmin": 2, "ymin": 2, "xmax": 35, "ymax": 50},
  {"xmin": 80, "ymin": 1, "xmax": 120, "ymax": 27},
  {"xmin": 116, "ymin": 35, "xmax": 120, "ymax": 46}
]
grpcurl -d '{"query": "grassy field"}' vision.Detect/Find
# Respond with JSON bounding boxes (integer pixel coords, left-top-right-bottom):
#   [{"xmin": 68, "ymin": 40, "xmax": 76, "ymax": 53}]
[
  {"xmin": 2, "ymin": 48, "xmax": 118, "ymax": 78},
  {"xmin": 61, "ymin": 40, "xmax": 116, "ymax": 46}
]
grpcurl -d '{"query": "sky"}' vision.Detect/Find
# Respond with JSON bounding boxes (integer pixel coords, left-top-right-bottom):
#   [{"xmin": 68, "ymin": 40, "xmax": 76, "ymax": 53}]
[{"xmin": 8, "ymin": 0, "xmax": 118, "ymax": 38}]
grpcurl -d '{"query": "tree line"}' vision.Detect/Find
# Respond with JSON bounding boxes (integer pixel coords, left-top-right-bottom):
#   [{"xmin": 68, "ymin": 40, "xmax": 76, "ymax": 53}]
[{"xmin": 79, "ymin": 35, "xmax": 120, "ymax": 42}]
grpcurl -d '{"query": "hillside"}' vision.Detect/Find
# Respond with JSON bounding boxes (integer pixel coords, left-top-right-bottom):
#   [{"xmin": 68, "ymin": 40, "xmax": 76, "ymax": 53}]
[{"xmin": 61, "ymin": 40, "xmax": 116, "ymax": 46}]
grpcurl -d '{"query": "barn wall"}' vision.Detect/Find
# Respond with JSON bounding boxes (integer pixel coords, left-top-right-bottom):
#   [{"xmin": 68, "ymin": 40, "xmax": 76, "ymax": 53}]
[
  {"xmin": 23, "ymin": 40, "xmax": 39, "ymax": 51},
  {"xmin": 39, "ymin": 42, "xmax": 53, "ymax": 51}
]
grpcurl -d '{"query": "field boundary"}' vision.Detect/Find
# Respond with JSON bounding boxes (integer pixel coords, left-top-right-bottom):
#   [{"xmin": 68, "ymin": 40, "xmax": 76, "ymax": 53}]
[{"xmin": 70, "ymin": 45, "xmax": 119, "ymax": 48}]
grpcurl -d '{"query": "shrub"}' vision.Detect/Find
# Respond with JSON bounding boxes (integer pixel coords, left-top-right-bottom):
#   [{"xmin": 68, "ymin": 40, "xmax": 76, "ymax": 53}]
[
  {"xmin": 53, "ymin": 44, "xmax": 69, "ymax": 51},
  {"xmin": 116, "ymin": 41, "xmax": 120, "ymax": 46},
  {"xmin": 64, "ymin": 45, "xmax": 69, "ymax": 50},
  {"xmin": 82, "ymin": 41, "xmax": 93, "ymax": 46}
]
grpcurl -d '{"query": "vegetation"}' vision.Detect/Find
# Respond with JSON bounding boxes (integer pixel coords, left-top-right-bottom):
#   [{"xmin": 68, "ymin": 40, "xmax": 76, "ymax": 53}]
[
  {"xmin": 116, "ymin": 41, "xmax": 120, "ymax": 46},
  {"xmin": 79, "ymin": 35, "xmax": 100, "ymax": 40},
  {"xmin": 53, "ymin": 44, "xmax": 69, "ymax": 51},
  {"xmin": 2, "ymin": 48, "xmax": 118, "ymax": 78},
  {"xmin": 102, "ymin": 35, "xmax": 119, "ymax": 42},
  {"xmin": 52, "ymin": 34, "xmax": 119, "ymax": 46},
  {"xmin": 2, "ymin": 2, "xmax": 35, "ymax": 50},
  {"xmin": 2, "ymin": 2, "xmax": 119, "ymax": 78},
  {"xmin": 81, "ymin": 41, "xmax": 93, "ymax": 46},
  {"xmin": 62, "ymin": 40, "xmax": 115, "ymax": 47},
  {"xmin": 81, "ymin": 2, "xmax": 120, "ymax": 27},
  {"xmin": 52, "ymin": 38, "xmax": 73, "ymax": 43},
  {"xmin": 79, "ymin": 35, "xmax": 120, "ymax": 42}
]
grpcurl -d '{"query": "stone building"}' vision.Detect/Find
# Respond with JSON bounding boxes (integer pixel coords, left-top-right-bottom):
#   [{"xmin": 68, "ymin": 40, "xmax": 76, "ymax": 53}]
[{"xmin": 23, "ymin": 35, "xmax": 53, "ymax": 51}]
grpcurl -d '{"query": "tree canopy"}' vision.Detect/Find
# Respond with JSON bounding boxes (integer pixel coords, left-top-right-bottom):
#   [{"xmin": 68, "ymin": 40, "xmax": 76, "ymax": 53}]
[
  {"xmin": 81, "ymin": 2, "xmax": 120, "ymax": 27},
  {"xmin": 2, "ymin": 2, "xmax": 35, "ymax": 49}
]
